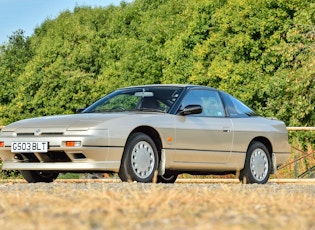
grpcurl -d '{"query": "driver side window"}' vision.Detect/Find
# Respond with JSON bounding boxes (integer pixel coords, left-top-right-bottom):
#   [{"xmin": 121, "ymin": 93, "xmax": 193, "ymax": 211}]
[{"xmin": 181, "ymin": 89, "xmax": 225, "ymax": 117}]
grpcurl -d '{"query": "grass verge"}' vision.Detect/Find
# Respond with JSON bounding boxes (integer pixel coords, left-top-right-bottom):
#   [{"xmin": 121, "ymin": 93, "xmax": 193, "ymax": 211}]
[{"xmin": 0, "ymin": 182, "xmax": 314, "ymax": 229}]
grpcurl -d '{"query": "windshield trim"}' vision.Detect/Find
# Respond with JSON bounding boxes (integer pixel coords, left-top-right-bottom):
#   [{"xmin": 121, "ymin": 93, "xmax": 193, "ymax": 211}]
[{"xmin": 83, "ymin": 86, "xmax": 184, "ymax": 114}]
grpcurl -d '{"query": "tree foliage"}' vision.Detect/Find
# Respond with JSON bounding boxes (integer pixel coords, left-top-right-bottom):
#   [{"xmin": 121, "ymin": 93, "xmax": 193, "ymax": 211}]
[{"xmin": 0, "ymin": 0, "xmax": 314, "ymax": 133}]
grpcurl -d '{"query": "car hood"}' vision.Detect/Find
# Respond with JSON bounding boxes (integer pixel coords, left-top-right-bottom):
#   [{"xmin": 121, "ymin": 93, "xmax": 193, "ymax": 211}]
[{"xmin": 2, "ymin": 113, "xmax": 135, "ymax": 133}]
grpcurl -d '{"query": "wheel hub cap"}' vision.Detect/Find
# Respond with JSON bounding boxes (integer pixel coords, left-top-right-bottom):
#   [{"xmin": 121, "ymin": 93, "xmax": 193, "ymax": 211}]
[
  {"xmin": 131, "ymin": 141, "xmax": 155, "ymax": 179},
  {"xmin": 250, "ymin": 148, "xmax": 269, "ymax": 181}
]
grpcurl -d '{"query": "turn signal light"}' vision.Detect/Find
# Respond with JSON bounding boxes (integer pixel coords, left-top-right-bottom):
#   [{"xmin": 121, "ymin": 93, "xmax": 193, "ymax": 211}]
[
  {"xmin": 0, "ymin": 142, "xmax": 4, "ymax": 147},
  {"xmin": 65, "ymin": 141, "xmax": 81, "ymax": 147}
]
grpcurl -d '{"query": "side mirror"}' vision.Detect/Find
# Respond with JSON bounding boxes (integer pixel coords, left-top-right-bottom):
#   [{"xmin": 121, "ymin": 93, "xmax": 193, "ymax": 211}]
[{"xmin": 179, "ymin": 105, "xmax": 202, "ymax": 116}]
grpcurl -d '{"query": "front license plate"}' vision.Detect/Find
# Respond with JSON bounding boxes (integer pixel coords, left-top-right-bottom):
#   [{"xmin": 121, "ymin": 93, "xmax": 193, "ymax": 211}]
[{"xmin": 11, "ymin": 142, "xmax": 48, "ymax": 153}]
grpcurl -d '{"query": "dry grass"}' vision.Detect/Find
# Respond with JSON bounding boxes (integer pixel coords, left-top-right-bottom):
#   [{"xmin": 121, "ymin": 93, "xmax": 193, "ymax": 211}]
[{"xmin": 0, "ymin": 182, "xmax": 314, "ymax": 230}]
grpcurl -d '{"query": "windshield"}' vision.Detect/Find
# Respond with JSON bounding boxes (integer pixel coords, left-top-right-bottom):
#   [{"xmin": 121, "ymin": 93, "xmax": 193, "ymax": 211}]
[{"xmin": 83, "ymin": 86, "xmax": 184, "ymax": 113}]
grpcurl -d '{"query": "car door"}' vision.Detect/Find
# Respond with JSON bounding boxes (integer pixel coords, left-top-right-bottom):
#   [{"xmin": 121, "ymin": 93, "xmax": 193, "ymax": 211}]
[{"xmin": 174, "ymin": 89, "xmax": 233, "ymax": 166}]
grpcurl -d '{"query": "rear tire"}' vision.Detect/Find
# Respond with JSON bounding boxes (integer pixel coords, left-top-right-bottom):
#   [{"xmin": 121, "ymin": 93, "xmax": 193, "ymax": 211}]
[
  {"xmin": 119, "ymin": 133, "xmax": 158, "ymax": 183},
  {"xmin": 239, "ymin": 141, "xmax": 271, "ymax": 184},
  {"xmin": 157, "ymin": 173, "xmax": 178, "ymax": 183},
  {"xmin": 21, "ymin": 170, "xmax": 59, "ymax": 183}
]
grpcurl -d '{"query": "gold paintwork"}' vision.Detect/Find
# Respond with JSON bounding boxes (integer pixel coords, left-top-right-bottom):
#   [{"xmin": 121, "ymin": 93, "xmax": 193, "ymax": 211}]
[{"xmin": 0, "ymin": 85, "xmax": 290, "ymax": 179}]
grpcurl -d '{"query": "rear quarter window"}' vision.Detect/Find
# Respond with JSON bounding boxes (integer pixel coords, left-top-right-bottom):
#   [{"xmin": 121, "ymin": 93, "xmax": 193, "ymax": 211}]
[{"xmin": 220, "ymin": 92, "xmax": 257, "ymax": 117}]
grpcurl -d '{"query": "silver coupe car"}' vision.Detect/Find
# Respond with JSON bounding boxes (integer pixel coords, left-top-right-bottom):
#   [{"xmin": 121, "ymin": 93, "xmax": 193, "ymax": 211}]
[{"xmin": 0, "ymin": 84, "xmax": 290, "ymax": 184}]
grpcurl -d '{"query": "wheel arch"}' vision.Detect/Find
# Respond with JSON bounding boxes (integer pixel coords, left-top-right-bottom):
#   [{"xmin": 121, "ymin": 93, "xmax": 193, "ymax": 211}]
[
  {"xmin": 248, "ymin": 136, "xmax": 275, "ymax": 173},
  {"xmin": 248, "ymin": 136, "xmax": 273, "ymax": 157},
  {"xmin": 119, "ymin": 127, "xmax": 162, "ymax": 182},
  {"xmin": 127, "ymin": 126, "xmax": 162, "ymax": 157}
]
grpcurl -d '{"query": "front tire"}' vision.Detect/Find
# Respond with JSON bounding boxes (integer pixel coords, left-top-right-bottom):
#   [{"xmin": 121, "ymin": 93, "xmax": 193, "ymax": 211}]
[
  {"xmin": 21, "ymin": 170, "xmax": 59, "ymax": 183},
  {"xmin": 119, "ymin": 133, "xmax": 158, "ymax": 183},
  {"xmin": 239, "ymin": 141, "xmax": 271, "ymax": 184}
]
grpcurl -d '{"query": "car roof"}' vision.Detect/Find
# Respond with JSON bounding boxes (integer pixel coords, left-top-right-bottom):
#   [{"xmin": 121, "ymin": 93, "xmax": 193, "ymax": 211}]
[{"xmin": 121, "ymin": 84, "xmax": 217, "ymax": 91}]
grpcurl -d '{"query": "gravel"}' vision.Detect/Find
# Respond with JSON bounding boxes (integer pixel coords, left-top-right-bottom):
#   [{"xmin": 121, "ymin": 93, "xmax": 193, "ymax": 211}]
[{"xmin": 0, "ymin": 179, "xmax": 315, "ymax": 194}]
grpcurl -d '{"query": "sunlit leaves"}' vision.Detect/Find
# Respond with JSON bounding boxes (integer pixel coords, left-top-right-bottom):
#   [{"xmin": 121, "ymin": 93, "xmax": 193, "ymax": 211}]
[{"xmin": 0, "ymin": 0, "xmax": 314, "ymax": 132}]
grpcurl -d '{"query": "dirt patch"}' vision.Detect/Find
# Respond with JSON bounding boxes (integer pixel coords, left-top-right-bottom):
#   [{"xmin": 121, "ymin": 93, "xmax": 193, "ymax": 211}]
[{"xmin": 0, "ymin": 180, "xmax": 314, "ymax": 230}]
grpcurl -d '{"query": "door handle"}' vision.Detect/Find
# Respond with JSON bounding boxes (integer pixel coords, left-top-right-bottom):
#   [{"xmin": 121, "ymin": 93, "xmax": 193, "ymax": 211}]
[{"xmin": 223, "ymin": 128, "xmax": 231, "ymax": 132}]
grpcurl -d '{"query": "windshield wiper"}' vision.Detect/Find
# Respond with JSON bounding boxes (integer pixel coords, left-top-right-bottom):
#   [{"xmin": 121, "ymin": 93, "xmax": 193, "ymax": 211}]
[{"xmin": 136, "ymin": 108, "xmax": 165, "ymax": 113}]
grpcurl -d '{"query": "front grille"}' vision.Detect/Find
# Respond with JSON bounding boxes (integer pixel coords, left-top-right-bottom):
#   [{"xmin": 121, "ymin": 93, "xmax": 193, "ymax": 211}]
[
  {"xmin": 18, "ymin": 153, "xmax": 40, "ymax": 162},
  {"xmin": 41, "ymin": 132, "xmax": 64, "ymax": 136},
  {"xmin": 17, "ymin": 151, "xmax": 71, "ymax": 162},
  {"xmin": 16, "ymin": 133, "xmax": 34, "ymax": 136},
  {"xmin": 43, "ymin": 151, "xmax": 72, "ymax": 162},
  {"xmin": 16, "ymin": 132, "xmax": 64, "ymax": 137}
]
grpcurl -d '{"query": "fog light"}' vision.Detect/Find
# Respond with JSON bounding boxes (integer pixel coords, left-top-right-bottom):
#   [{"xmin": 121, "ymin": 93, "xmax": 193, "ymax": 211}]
[
  {"xmin": 0, "ymin": 142, "xmax": 4, "ymax": 147},
  {"xmin": 14, "ymin": 154, "xmax": 24, "ymax": 160},
  {"xmin": 65, "ymin": 141, "xmax": 81, "ymax": 147}
]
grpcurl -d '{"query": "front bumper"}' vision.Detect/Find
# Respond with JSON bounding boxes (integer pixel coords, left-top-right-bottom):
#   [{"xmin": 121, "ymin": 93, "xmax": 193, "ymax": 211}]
[
  {"xmin": 0, "ymin": 146, "xmax": 124, "ymax": 172},
  {"xmin": 1, "ymin": 160, "xmax": 121, "ymax": 172},
  {"xmin": 0, "ymin": 129, "xmax": 124, "ymax": 172}
]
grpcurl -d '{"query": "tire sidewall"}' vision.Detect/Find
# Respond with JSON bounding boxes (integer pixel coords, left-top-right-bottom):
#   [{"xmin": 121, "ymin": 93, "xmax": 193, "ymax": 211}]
[
  {"xmin": 157, "ymin": 173, "xmax": 178, "ymax": 183},
  {"xmin": 241, "ymin": 141, "xmax": 271, "ymax": 184},
  {"xmin": 21, "ymin": 170, "xmax": 59, "ymax": 183},
  {"xmin": 119, "ymin": 133, "xmax": 158, "ymax": 183}
]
